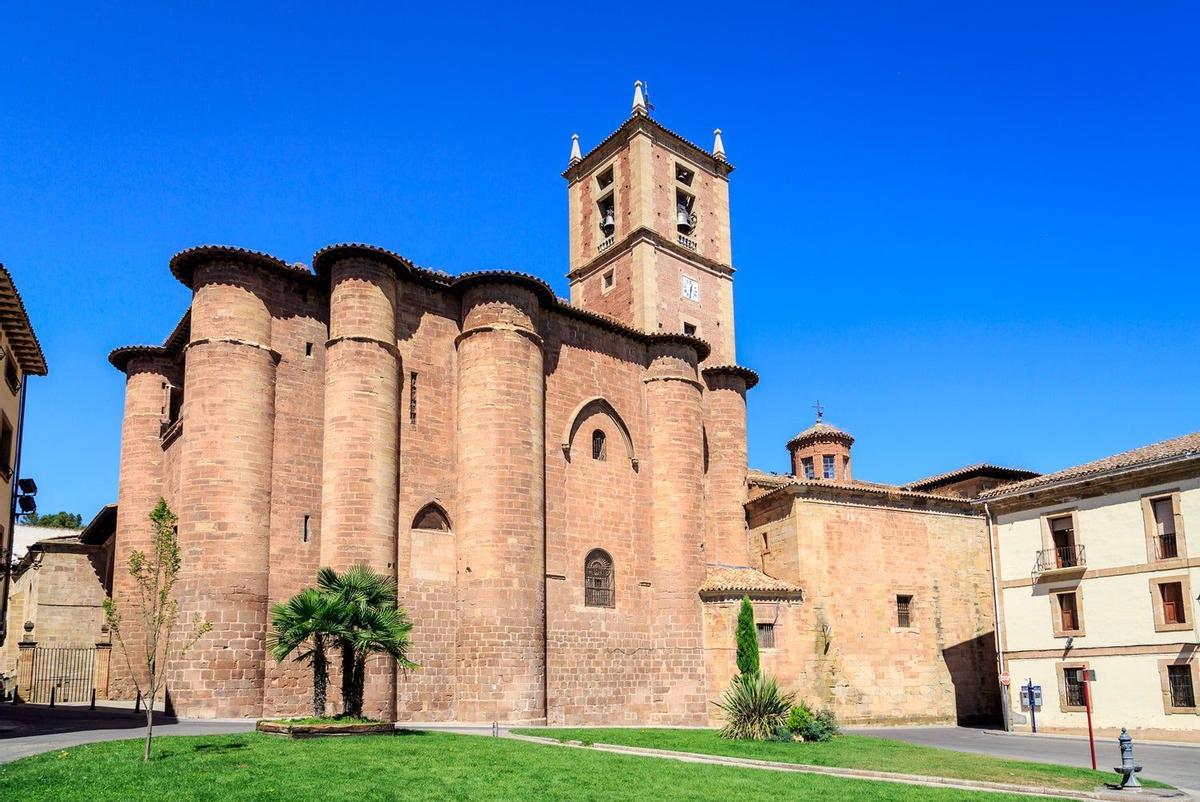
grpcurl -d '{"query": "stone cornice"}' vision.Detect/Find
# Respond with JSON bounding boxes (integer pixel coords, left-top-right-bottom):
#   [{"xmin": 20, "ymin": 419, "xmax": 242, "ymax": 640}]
[
  {"xmin": 567, "ymin": 227, "xmax": 735, "ymax": 283},
  {"xmin": 562, "ymin": 115, "xmax": 734, "ymax": 184}
]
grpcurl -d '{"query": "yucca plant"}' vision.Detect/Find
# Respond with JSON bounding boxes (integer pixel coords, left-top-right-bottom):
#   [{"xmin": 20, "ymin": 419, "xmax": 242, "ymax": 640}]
[{"xmin": 715, "ymin": 671, "xmax": 796, "ymax": 740}]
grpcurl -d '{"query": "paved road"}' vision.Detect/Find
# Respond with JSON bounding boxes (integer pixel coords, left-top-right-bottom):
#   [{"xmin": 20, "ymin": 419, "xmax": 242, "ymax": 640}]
[
  {"xmin": 849, "ymin": 726, "xmax": 1200, "ymax": 793},
  {"xmin": 0, "ymin": 704, "xmax": 254, "ymax": 763}
]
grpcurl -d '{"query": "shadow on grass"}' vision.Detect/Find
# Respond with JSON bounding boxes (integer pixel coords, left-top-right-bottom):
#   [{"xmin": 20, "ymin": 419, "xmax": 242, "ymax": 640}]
[
  {"xmin": 192, "ymin": 741, "xmax": 250, "ymax": 753},
  {"xmin": 392, "ymin": 729, "xmax": 435, "ymax": 738}
]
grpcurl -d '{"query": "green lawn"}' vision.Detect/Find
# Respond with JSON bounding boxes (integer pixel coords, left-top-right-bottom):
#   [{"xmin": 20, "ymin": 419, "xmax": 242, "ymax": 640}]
[
  {"xmin": 512, "ymin": 728, "xmax": 1166, "ymax": 793},
  {"xmin": 0, "ymin": 730, "xmax": 1055, "ymax": 802}
]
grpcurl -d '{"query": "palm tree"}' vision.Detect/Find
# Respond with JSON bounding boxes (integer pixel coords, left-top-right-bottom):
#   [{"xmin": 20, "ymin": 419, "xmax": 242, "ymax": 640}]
[
  {"xmin": 267, "ymin": 588, "xmax": 345, "ymax": 717},
  {"xmin": 317, "ymin": 565, "xmax": 418, "ymax": 718}
]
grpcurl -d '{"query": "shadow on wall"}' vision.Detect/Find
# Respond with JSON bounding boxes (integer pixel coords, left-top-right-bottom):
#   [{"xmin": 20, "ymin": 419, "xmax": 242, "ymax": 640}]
[{"xmin": 942, "ymin": 632, "xmax": 1002, "ymax": 727}]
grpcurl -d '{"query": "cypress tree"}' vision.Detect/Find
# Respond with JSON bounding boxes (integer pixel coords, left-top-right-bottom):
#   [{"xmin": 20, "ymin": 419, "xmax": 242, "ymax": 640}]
[{"xmin": 735, "ymin": 595, "xmax": 760, "ymax": 675}]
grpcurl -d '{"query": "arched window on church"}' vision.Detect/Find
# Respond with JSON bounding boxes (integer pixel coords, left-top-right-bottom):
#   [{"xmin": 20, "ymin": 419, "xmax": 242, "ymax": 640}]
[
  {"xmin": 584, "ymin": 549, "xmax": 614, "ymax": 608},
  {"xmin": 412, "ymin": 503, "xmax": 451, "ymax": 532},
  {"xmin": 591, "ymin": 429, "xmax": 606, "ymax": 461}
]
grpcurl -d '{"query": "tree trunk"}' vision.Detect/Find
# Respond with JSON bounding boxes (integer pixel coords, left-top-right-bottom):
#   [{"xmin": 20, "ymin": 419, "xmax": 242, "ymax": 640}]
[
  {"xmin": 350, "ymin": 656, "xmax": 365, "ymax": 718},
  {"xmin": 340, "ymin": 638, "xmax": 355, "ymax": 717},
  {"xmin": 312, "ymin": 640, "xmax": 328, "ymax": 718},
  {"xmin": 143, "ymin": 699, "xmax": 154, "ymax": 762}
]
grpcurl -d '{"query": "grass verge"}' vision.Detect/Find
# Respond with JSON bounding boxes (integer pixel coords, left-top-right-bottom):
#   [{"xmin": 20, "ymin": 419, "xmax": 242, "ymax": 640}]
[
  {"xmin": 0, "ymin": 730, "xmax": 1057, "ymax": 801},
  {"xmin": 511, "ymin": 727, "xmax": 1169, "ymax": 792}
]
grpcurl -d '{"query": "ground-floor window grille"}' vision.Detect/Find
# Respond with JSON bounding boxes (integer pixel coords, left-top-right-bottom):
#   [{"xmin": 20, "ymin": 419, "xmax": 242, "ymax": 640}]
[
  {"xmin": 1168, "ymin": 665, "xmax": 1196, "ymax": 709},
  {"xmin": 1063, "ymin": 667, "xmax": 1086, "ymax": 708},
  {"xmin": 756, "ymin": 623, "xmax": 775, "ymax": 648}
]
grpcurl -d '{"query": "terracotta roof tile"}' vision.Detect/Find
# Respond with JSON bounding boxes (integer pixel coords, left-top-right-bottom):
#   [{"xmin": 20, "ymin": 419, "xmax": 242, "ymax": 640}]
[
  {"xmin": 904, "ymin": 463, "xmax": 1039, "ymax": 491},
  {"xmin": 0, "ymin": 264, "xmax": 48, "ymax": 376},
  {"xmin": 700, "ymin": 566, "xmax": 802, "ymax": 597},
  {"xmin": 978, "ymin": 431, "xmax": 1200, "ymax": 500},
  {"xmin": 787, "ymin": 421, "xmax": 854, "ymax": 448}
]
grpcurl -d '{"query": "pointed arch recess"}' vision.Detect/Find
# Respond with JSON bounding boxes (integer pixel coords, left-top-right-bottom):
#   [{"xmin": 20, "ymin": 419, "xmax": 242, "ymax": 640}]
[
  {"xmin": 561, "ymin": 397, "xmax": 638, "ymax": 470},
  {"xmin": 411, "ymin": 501, "xmax": 452, "ymax": 532}
]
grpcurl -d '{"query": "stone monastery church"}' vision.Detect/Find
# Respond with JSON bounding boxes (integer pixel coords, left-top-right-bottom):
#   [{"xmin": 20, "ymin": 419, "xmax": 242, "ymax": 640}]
[{"xmin": 108, "ymin": 84, "xmax": 1014, "ymax": 726}]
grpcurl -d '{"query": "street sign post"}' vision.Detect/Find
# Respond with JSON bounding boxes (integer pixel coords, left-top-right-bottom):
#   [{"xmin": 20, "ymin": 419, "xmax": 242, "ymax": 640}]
[{"xmin": 1083, "ymin": 672, "xmax": 1097, "ymax": 770}]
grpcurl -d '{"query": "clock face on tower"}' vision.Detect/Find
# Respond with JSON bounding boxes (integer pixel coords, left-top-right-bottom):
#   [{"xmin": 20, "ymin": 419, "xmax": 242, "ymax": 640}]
[{"xmin": 681, "ymin": 276, "xmax": 700, "ymax": 303}]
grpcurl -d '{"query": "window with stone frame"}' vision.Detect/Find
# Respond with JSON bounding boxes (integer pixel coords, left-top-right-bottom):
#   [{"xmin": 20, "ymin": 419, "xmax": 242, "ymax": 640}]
[
  {"xmin": 1150, "ymin": 575, "xmax": 1193, "ymax": 633},
  {"xmin": 756, "ymin": 622, "xmax": 775, "ymax": 648},
  {"xmin": 1063, "ymin": 666, "xmax": 1087, "ymax": 709},
  {"xmin": 1162, "ymin": 581, "xmax": 1187, "ymax": 625},
  {"xmin": 1150, "ymin": 496, "xmax": 1180, "ymax": 559},
  {"xmin": 822, "ymin": 454, "xmax": 836, "ymax": 479},
  {"xmin": 584, "ymin": 549, "xmax": 614, "ymax": 608},
  {"xmin": 1056, "ymin": 591, "xmax": 1081, "ymax": 633},
  {"xmin": 1168, "ymin": 665, "xmax": 1196, "ymax": 709},
  {"xmin": 801, "ymin": 457, "xmax": 815, "ymax": 480}
]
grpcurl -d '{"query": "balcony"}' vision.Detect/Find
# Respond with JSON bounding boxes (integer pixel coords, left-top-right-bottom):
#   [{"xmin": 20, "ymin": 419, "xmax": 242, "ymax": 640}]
[
  {"xmin": 1155, "ymin": 533, "xmax": 1180, "ymax": 560},
  {"xmin": 1033, "ymin": 544, "xmax": 1086, "ymax": 579}
]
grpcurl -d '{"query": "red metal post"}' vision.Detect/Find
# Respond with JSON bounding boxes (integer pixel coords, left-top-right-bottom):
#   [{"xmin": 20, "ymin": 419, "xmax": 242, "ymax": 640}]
[{"xmin": 1083, "ymin": 678, "xmax": 1097, "ymax": 770}]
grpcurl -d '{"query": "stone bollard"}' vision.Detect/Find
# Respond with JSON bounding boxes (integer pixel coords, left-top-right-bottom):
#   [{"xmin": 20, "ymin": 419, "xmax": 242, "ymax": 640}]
[{"xmin": 1112, "ymin": 728, "xmax": 1142, "ymax": 789}]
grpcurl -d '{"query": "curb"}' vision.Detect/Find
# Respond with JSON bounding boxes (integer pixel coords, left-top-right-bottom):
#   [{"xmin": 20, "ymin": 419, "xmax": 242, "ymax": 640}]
[
  {"xmin": 508, "ymin": 734, "xmax": 1191, "ymax": 802},
  {"xmin": 982, "ymin": 730, "xmax": 1200, "ymax": 751}
]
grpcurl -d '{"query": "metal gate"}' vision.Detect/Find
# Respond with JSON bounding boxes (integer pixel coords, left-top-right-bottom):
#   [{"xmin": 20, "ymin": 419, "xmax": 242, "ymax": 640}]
[{"xmin": 29, "ymin": 647, "xmax": 95, "ymax": 704}]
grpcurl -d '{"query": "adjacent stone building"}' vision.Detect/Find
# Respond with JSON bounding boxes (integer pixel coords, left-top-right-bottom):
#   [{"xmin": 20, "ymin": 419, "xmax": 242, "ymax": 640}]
[
  {"xmin": 0, "ymin": 264, "xmax": 48, "ymax": 648},
  {"xmin": 985, "ymin": 432, "xmax": 1199, "ymax": 741},
  {"xmin": 106, "ymin": 86, "xmax": 1022, "ymax": 725}
]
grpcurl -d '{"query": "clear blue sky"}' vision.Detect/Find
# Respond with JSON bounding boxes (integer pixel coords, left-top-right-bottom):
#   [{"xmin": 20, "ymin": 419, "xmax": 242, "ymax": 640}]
[{"xmin": 2, "ymin": 3, "xmax": 1197, "ymax": 517}]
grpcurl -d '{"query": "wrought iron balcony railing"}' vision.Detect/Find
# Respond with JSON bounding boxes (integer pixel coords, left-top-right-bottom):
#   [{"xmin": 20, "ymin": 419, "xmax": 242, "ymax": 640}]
[
  {"xmin": 1033, "ymin": 544, "xmax": 1086, "ymax": 576},
  {"xmin": 1155, "ymin": 533, "xmax": 1180, "ymax": 560}
]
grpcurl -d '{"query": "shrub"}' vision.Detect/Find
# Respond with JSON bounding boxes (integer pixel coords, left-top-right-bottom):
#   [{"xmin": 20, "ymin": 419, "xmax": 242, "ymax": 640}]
[
  {"xmin": 785, "ymin": 700, "xmax": 839, "ymax": 742},
  {"xmin": 734, "ymin": 596, "xmax": 760, "ymax": 676},
  {"xmin": 715, "ymin": 672, "xmax": 795, "ymax": 741},
  {"xmin": 786, "ymin": 701, "xmax": 814, "ymax": 736}
]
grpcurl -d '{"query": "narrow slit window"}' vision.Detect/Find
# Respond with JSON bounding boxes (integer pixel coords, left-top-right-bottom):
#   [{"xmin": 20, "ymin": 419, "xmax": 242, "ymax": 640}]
[
  {"xmin": 409, "ymin": 372, "xmax": 418, "ymax": 426},
  {"xmin": 896, "ymin": 595, "xmax": 913, "ymax": 628},
  {"xmin": 305, "ymin": 342, "xmax": 314, "ymax": 359},
  {"xmin": 302, "ymin": 515, "xmax": 311, "ymax": 543}
]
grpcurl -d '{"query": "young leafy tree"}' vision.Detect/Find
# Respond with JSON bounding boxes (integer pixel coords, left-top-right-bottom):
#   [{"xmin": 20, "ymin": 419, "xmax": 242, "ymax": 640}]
[
  {"xmin": 267, "ymin": 588, "xmax": 345, "ymax": 717},
  {"xmin": 316, "ymin": 565, "xmax": 417, "ymax": 718},
  {"xmin": 735, "ymin": 595, "xmax": 760, "ymax": 676},
  {"xmin": 103, "ymin": 499, "xmax": 212, "ymax": 762}
]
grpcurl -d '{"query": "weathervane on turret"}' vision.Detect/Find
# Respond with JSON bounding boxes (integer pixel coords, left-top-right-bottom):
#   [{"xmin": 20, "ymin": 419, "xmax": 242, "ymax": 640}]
[{"xmin": 813, "ymin": 400, "xmax": 824, "ymax": 422}]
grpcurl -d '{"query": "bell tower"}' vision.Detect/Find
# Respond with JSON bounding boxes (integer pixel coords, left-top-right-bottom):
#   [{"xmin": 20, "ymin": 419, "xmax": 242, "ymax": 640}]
[{"xmin": 564, "ymin": 83, "xmax": 737, "ymax": 364}]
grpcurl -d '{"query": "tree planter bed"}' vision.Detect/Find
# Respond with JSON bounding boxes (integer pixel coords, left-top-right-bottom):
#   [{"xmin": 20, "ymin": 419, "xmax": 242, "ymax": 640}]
[{"xmin": 256, "ymin": 720, "xmax": 393, "ymax": 738}]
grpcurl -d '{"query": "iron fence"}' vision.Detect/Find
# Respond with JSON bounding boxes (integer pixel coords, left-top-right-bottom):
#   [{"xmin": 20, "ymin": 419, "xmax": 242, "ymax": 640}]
[{"xmin": 28, "ymin": 647, "xmax": 95, "ymax": 704}]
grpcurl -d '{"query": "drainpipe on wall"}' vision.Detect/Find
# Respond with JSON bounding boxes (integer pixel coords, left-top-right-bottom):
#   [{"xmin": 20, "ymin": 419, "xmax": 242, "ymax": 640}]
[{"xmin": 984, "ymin": 501, "xmax": 1011, "ymax": 732}]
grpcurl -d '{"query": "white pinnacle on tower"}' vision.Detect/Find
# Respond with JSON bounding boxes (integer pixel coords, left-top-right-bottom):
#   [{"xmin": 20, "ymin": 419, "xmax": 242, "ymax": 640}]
[
  {"xmin": 569, "ymin": 133, "xmax": 582, "ymax": 165},
  {"xmin": 713, "ymin": 128, "xmax": 726, "ymax": 161},
  {"xmin": 632, "ymin": 81, "xmax": 647, "ymax": 116}
]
